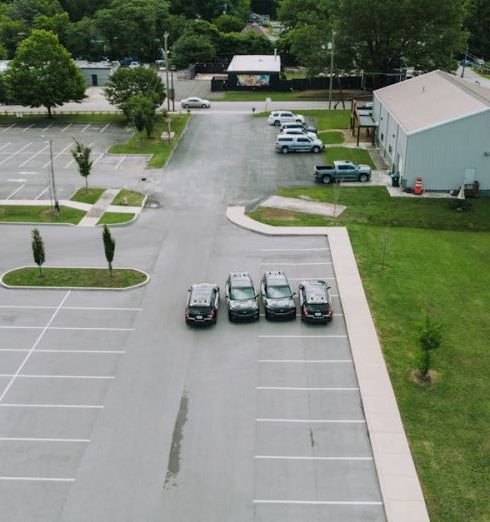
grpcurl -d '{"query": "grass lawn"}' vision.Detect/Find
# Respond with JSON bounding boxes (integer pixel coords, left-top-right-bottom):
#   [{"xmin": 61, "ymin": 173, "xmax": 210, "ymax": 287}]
[
  {"xmin": 255, "ymin": 109, "xmax": 350, "ymax": 130},
  {"xmin": 97, "ymin": 212, "xmax": 135, "ymax": 225},
  {"xmin": 0, "ymin": 205, "xmax": 85, "ymax": 224},
  {"xmin": 249, "ymin": 186, "xmax": 490, "ymax": 231},
  {"xmin": 108, "ymin": 113, "xmax": 190, "ymax": 168},
  {"xmin": 112, "ymin": 189, "xmax": 145, "ymax": 206},
  {"xmin": 2, "ymin": 267, "xmax": 147, "ymax": 288},
  {"xmin": 221, "ymin": 90, "xmax": 331, "ymax": 101},
  {"xmin": 70, "ymin": 187, "xmax": 105, "ymax": 205},
  {"xmin": 0, "ymin": 113, "xmax": 125, "ymax": 124},
  {"xmin": 318, "ymin": 130, "xmax": 344, "ymax": 144},
  {"xmin": 324, "ymin": 146, "xmax": 375, "ymax": 168},
  {"xmin": 247, "ymin": 188, "xmax": 490, "ymax": 520}
]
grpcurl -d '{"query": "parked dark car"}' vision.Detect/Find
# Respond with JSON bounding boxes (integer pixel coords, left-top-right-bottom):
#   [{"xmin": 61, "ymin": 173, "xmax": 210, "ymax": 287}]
[
  {"xmin": 185, "ymin": 283, "xmax": 220, "ymax": 325},
  {"xmin": 225, "ymin": 272, "xmax": 259, "ymax": 322},
  {"xmin": 260, "ymin": 271, "xmax": 296, "ymax": 320},
  {"xmin": 298, "ymin": 280, "xmax": 333, "ymax": 324}
]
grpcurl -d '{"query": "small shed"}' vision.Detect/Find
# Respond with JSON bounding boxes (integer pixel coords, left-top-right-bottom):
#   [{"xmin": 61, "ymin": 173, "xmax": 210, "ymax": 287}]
[
  {"xmin": 373, "ymin": 70, "xmax": 490, "ymax": 192},
  {"xmin": 76, "ymin": 61, "xmax": 118, "ymax": 87},
  {"xmin": 226, "ymin": 54, "xmax": 281, "ymax": 90}
]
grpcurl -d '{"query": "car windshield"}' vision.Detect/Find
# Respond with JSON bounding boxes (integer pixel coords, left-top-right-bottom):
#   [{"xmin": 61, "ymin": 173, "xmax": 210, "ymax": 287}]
[
  {"xmin": 230, "ymin": 287, "xmax": 255, "ymax": 300},
  {"xmin": 267, "ymin": 285, "xmax": 292, "ymax": 299}
]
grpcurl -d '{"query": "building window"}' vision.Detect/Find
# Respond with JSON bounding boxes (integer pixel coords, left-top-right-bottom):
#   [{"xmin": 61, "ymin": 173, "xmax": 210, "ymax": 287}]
[
  {"xmin": 388, "ymin": 145, "xmax": 392, "ymax": 154},
  {"xmin": 381, "ymin": 133, "xmax": 384, "ymax": 141}
]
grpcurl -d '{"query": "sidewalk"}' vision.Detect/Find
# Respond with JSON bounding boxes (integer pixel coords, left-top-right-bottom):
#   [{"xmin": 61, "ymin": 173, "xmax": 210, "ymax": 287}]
[{"xmin": 226, "ymin": 206, "xmax": 430, "ymax": 522}]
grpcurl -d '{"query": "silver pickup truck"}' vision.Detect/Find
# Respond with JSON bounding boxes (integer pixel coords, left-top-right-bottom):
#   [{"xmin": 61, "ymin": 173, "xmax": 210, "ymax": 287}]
[{"xmin": 313, "ymin": 160, "xmax": 372, "ymax": 184}]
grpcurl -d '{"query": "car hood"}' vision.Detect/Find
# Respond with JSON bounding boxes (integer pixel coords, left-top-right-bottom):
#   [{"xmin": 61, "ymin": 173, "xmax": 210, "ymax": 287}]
[
  {"xmin": 230, "ymin": 299, "xmax": 257, "ymax": 310},
  {"xmin": 358, "ymin": 164, "xmax": 372, "ymax": 172},
  {"xmin": 267, "ymin": 298, "xmax": 294, "ymax": 308}
]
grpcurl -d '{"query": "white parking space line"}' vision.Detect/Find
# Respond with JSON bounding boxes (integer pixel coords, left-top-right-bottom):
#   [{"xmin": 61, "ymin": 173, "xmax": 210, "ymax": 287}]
[
  {"xmin": 0, "ymin": 476, "xmax": 75, "ymax": 482},
  {"xmin": 42, "ymin": 123, "xmax": 54, "ymax": 132},
  {"xmin": 115, "ymin": 156, "xmax": 126, "ymax": 169},
  {"xmin": 0, "ymin": 349, "xmax": 125, "ymax": 354},
  {"xmin": 0, "ymin": 437, "xmax": 89, "ymax": 443},
  {"xmin": 64, "ymin": 141, "xmax": 93, "ymax": 168},
  {"xmin": 255, "ymin": 456, "xmax": 373, "ymax": 461},
  {"xmin": 0, "ymin": 142, "xmax": 11, "ymax": 150},
  {"xmin": 35, "ymin": 186, "xmax": 49, "ymax": 199},
  {"xmin": 253, "ymin": 500, "xmax": 382, "ymax": 506},
  {"xmin": 260, "ymin": 248, "xmax": 329, "ymax": 252},
  {"xmin": 6, "ymin": 184, "xmax": 26, "ymax": 199},
  {"xmin": 258, "ymin": 335, "xmax": 347, "ymax": 339},
  {"xmin": 0, "ymin": 326, "xmax": 134, "ymax": 331},
  {"xmin": 0, "ymin": 374, "xmax": 115, "ymax": 380},
  {"xmin": 22, "ymin": 123, "xmax": 34, "ymax": 133},
  {"xmin": 18, "ymin": 144, "xmax": 49, "ymax": 167},
  {"xmin": 0, "ymin": 404, "xmax": 103, "ymax": 409},
  {"xmin": 0, "ymin": 142, "xmax": 32, "ymax": 166},
  {"xmin": 257, "ymin": 387, "xmax": 359, "ymax": 391},
  {"xmin": 289, "ymin": 277, "xmax": 335, "ymax": 281},
  {"xmin": 61, "ymin": 123, "xmax": 72, "ymax": 133},
  {"xmin": 92, "ymin": 152, "xmax": 104, "ymax": 166},
  {"xmin": 100, "ymin": 123, "xmax": 110, "ymax": 133},
  {"xmin": 258, "ymin": 360, "xmax": 352, "ymax": 363},
  {"xmin": 0, "ymin": 291, "xmax": 70, "ymax": 403},
  {"xmin": 42, "ymin": 143, "xmax": 72, "ymax": 168},
  {"xmin": 81, "ymin": 124, "xmax": 91, "ymax": 133},
  {"xmin": 260, "ymin": 262, "xmax": 332, "ymax": 266},
  {"xmin": 0, "ymin": 305, "xmax": 141, "ymax": 311},
  {"xmin": 1, "ymin": 124, "xmax": 15, "ymax": 133},
  {"xmin": 256, "ymin": 419, "xmax": 365, "ymax": 424}
]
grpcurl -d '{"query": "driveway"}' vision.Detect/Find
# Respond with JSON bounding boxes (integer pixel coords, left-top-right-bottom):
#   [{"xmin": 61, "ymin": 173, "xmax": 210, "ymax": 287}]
[{"xmin": 0, "ymin": 112, "xmax": 385, "ymax": 521}]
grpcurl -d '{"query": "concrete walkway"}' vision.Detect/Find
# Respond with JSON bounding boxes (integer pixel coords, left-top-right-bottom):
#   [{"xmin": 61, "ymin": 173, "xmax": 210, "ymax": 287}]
[
  {"xmin": 260, "ymin": 195, "xmax": 346, "ymax": 217},
  {"xmin": 78, "ymin": 188, "xmax": 120, "ymax": 226},
  {"xmin": 226, "ymin": 206, "xmax": 430, "ymax": 522}
]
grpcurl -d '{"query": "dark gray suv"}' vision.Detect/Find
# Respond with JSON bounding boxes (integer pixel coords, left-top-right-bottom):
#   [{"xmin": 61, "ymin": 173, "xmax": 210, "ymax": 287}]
[
  {"xmin": 225, "ymin": 272, "xmax": 259, "ymax": 322},
  {"xmin": 185, "ymin": 283, "xmax": 220, "ymax": 326},
  {"xmin": 260, "ymin": 271, "xmax": 296, "ymax": 320}
]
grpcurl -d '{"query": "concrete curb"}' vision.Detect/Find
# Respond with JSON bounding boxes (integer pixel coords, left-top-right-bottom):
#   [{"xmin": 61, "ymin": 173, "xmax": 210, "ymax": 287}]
[
  {"xmin": 0, "ymin": 265, "xmax": 150, "ymax": 291},
  {"xmin": 226, "ymin": 206, "xmax": 430, "ymax": 522},
  {"xmin": 162, "ymin": 115, "xmax": 192, "ymax": 170}
]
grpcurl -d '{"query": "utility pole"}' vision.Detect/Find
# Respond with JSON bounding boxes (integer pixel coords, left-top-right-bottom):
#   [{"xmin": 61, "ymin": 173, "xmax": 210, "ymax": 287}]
[
  {"xmin": 163, "ymin": 33, "xmax": 170, "ymax": 112},
  {"xmin": 170, "ymin": 66, "xmax": 176, "ymax": 112},
  {"xmin": 48, "ymin": 139, "xmax": 59, "ymax": 215},
  {"xmin": 328, "ymin": 29, "xmax": 335, "ymax": 110},
  {"xmin": 461, "ymin": 46, "xmax": 468, "ymax": 78}
]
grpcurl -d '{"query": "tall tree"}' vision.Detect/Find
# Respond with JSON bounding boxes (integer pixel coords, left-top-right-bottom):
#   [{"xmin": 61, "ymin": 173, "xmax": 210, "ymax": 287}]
[
  {"xmin": 126, "ymin": 94, "xmax": 158, "ymax": 138},
  {"xmin": 5, "ymin": 30, "xmax": 85, "ymax": 116},
  {"xmin": 104, "ymin": 67, "xmax": 166, "ymax": 118},
  {"xmin": 70, "ymin": 139, "xmax": 93, "ymax": 192},
  {"xmin": 172, "ymin": 33, "xmax": 216, "ymax": 68},
  {"xmin": 102, "ymin": 224, "xmax": 115, "ymax": 277},
  {"xmin": 251, "ymin": 0, "xmax": 276, "ymax": 16},
  {"xmin": 31, "ymin": 228, "xmax": 46, "ymax": 276},
  {"xmin": 465, "ymin": 0, "xmax": 490, "ymax": 59}
]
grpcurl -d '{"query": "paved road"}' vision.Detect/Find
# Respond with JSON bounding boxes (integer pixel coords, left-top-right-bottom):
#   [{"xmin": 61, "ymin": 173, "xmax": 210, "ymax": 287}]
[
  {"xmin": 0, "ymin": 113, "xmax": 385, "ymax": 521},
  {"xmin": 457, "ymin": 65, "xmax": 490, "ymax": 89}
]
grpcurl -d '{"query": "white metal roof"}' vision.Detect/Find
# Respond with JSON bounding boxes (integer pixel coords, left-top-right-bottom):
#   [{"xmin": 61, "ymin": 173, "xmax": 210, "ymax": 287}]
[
  {"xmin": 227, "ymin": 55, "xmax": 281, "ymax": 73},
  {"xmin": 374, "ymin": 70, "xmax": 490, "ymax": 134}
]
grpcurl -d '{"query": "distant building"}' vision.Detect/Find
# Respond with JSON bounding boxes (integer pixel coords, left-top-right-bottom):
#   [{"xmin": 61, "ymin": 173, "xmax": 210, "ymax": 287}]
[
  {"xmin": 226, "ymin": 54, "xmax": 281, "ymax": 89},
  {"xmin": 373, "ymin": 70, "xmax": 490, "ymax": 192},
  {"xmin": 75, "ymin": 61, "xmax": 119, "ymax": 87}
]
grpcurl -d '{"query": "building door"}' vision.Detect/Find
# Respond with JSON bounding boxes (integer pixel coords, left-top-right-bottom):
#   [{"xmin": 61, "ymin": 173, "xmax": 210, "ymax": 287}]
[
  {"xmin": 464, "ymin": 168, "xmax": 476, "ymax": 184},
  {"xmin": 91, "ymin": 74, "xmax": 98, "ymax": 86}
]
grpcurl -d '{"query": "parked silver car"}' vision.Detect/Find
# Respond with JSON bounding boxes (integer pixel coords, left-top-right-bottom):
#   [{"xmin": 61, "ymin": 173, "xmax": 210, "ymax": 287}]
[
  {"xmin": 181, "ymin": 97, "xmax": 211, "ymax": 108},
  {"xmin": 280, "ymin": 128, "xmax": 317, "ymax": 139},
  {"xmin": 275, "ymin": 134, "xmax": 324, "ymax": 154},
  {"xmin": 268, "ymin": 111, "xmax": 305, "ymax": 126}
]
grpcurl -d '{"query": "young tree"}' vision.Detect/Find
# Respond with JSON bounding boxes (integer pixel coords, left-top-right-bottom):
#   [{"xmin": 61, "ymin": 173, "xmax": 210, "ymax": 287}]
[
  {"xmin": 104, "ymin": 67, "xmax": 165, "ymax": 118},
  {"xmin": 102, "ymin": 224, "xmax": 115, "ymax": 277},
  {"xmin": 5, "ymin": 30, "xmax": 85, "ymax": 117},
  {"xmin": 31, "ymin": 228, "xmax": 46, "ymax": 277},
  {"xmin": 213, "ymin": 14, "xmax": 244, "ymax": 33},
  {"xmin": 126, "ymin": 94, "xmax": 158, "ymax": 138},
  {"xmin": 417, "ymin": 311, "xmax": 443, "ymax": 381},
  {"xmin": 70, "ymin": 139, "xmax": 93, "ymax": 192}
]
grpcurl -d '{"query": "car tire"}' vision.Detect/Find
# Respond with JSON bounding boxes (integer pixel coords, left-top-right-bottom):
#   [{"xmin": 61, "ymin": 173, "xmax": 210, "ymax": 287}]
[
  {"xmin": 228, "ymin": 311, "xmax": 233, "ymax": 322},
  {"xmin": 281, "ymin": 146, "xmax": 289, "ymax": 154},
  {"xmin": 322, "ymin": 175, "xmax": 333, "ymax": 184},
  {"xmin": 201, "ymin": 104, "xmax": 207, "ymax": 108},
  {"xmin": 312, "ymin": 146, "xmax": 320, "ymax": 153},
  {"xmin": 274, "ymin": 120, "xmax": 281, "ymax": 126},
  {"xmin": 359, "ymin": 173, "xmax": 369, "ymax": 182},
  {"xmin": 183, "ymin": 104, "xmax": 189, "ymax": 108},
  {"xmin": 265, "ymin": 310, "xmax": 270, "ymax": 320}
]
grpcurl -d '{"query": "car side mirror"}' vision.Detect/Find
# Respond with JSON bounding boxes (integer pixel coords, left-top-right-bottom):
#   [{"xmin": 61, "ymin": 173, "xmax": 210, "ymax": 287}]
[{"xmin": 216, "ymin": 286, "xmax": 220, "ymax": 292}]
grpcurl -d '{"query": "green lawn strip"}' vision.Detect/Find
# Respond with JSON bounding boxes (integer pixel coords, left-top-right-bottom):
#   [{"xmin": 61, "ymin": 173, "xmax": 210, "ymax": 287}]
[
  {"xmin": 108, "ymin": 113, "xmax": 190, "ymax": 168},
  {"xmin": 112, "ymin": 189, "xmax": 145, "ymax": 207},
  {"xmin": 3, "ymin": 267, "xmax": 147, "ymax": 288},
  {"xmin": 0, "ymin": 113, "xmax": 125, "ymax": 124},
  {"xmin": 221, "ymin": 90, "xmax": 332, "ymax": 101},
  {"xmin": 249, "ymin": 186, "xmax": 490, "ymax": 231},
  {"xmin": 97, "ymin": 212, "xmax": 135, "ymax": 225},
  {"xmin": 70, "ymin": 187, "xmax": 105, "ymax": 205},
  {"xmin": 348, "ymin": 226, "xmax": 490, "ymax": 521},
  {"xmin": 318, "ymin": 130, "xmax": 344, "ymax": 144},
  {"xmin": 0, "ymin": 205, "xmax": 85, "ymax": 224},
  {"xmin": 324, "ymin": 146, "xmax": 375, "ymax": 168},
  {"xmin": 254, "ymin": 109, "xmax": 350, "ymax": 130}
]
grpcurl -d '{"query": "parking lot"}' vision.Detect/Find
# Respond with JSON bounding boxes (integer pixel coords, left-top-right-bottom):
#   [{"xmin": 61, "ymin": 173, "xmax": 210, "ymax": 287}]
[
  {"xmin": 0, "ymin": 286, "xmax": 144, "ymax": 521},
  {"xmin": 0, "ymin": 122, "xmax": 148, "ymax": 201}
]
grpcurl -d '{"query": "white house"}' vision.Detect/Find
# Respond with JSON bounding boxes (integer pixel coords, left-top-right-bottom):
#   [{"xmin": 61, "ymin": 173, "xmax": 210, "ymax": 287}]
[{"xmin": 373, "ymin": 70, "xmax": 490, "ymax": 192}]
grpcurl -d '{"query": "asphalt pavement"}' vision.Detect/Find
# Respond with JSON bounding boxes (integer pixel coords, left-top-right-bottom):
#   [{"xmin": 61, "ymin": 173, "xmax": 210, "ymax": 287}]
[{"xmin": 0, "ymin": 112, "xmax": 386, "ymax": 521}]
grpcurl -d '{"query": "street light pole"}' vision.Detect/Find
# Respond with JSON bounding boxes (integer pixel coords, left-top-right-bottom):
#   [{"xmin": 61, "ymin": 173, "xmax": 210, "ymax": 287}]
[
  {"xmin": 328, "ymin": 29, "xmax": 335, "ymax": 110},
  {"xmin": 163, "ymin": 32, "xmax": 170, "ymax": 112},
  {"xmin": 48, "ymin": 139, "xmax": 59, "ymax": 214},
  {"xmin": 170, "ymin": 66, "xmax": 175, "ymax": 112}
]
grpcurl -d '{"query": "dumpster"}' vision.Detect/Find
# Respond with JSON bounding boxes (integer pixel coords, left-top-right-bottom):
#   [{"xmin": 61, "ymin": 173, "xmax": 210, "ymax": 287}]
[{"xmin": 391, "ymin": 172, "xmax": 400, "ymax": 187}]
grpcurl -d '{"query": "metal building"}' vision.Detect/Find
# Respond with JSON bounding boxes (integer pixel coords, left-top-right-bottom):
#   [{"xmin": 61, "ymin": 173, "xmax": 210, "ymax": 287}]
[
  {"xmin": 373, "ymin": 70, "xmax": 490, "ymax": 192},
  {"xmin": 75, "ymin": 61, "xmax": 119, "ymax": 87}
]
